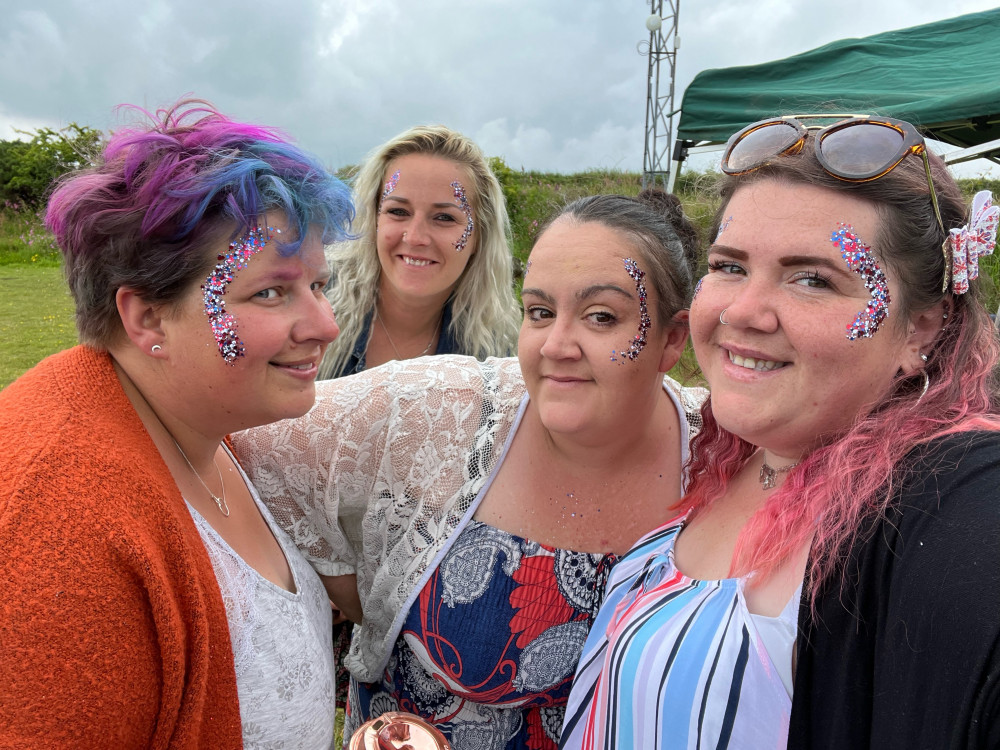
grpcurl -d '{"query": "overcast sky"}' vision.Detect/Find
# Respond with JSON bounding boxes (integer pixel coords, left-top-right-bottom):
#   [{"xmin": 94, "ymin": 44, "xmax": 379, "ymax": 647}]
[{"xmin": 1, "ymin": 0, "xmax": 997, "ymax": 177}]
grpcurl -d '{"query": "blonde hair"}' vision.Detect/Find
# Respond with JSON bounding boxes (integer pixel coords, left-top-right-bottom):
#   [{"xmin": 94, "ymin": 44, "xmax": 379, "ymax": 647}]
[{"xmin": 319, "ymin": 125, "xmax": 520, "ymax": 378}]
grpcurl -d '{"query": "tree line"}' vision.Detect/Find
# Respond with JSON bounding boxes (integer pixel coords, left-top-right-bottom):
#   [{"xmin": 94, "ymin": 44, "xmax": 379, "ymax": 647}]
[{"xmin": 0, "ymin": 125, "xmax": 104, "ymax": 208}]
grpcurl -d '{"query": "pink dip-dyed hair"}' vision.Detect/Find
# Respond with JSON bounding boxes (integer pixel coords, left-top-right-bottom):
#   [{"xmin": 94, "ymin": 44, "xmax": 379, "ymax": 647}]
[{"xmin": 680, "ymin": 139, "xmax": 1000, "ymax": 603}]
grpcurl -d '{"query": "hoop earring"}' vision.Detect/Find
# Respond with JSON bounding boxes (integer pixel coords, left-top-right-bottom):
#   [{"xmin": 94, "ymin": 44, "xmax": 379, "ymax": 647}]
[
  {"xmin": 915, "ymin": 370, "xmax": 930, "ymax": 406},
  {"xmin": 151, "ymin": 344, "xmax": 162, "ymax": 354},
  {"xmin": 719, "ymin": 308, "xmax": 731, "ymax": 326}
]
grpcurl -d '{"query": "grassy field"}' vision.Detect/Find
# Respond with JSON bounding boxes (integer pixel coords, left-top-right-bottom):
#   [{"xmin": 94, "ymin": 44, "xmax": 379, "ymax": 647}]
[{"xmin": 0, "ymin": 264, "xmax": 77, "ymax": 389}]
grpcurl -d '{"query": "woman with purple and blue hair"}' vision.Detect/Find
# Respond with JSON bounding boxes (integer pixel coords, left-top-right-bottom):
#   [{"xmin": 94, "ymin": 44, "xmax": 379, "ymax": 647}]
[{"xmin": 0, "ymin": 99, "xmax": 352, "ymax": 748}]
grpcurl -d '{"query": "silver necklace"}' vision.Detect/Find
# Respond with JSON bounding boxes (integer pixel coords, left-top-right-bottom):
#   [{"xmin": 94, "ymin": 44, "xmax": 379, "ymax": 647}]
[
  {"xmin": 758, "ymin": 451, "xmax": 800, "ymax": 490},
  {"xmin": 375, "ymin": 305, "xmax": 439, "ymax": 359},
  {"xmin": 173, "ymin": 439, "xmax": 231, "ymax": 517}
]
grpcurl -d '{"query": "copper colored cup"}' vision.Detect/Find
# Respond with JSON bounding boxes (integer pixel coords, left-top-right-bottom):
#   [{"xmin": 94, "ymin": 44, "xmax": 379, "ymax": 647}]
[{"xmin": 348, "ymin": 711, "xmax": 452, "ymax": 750}]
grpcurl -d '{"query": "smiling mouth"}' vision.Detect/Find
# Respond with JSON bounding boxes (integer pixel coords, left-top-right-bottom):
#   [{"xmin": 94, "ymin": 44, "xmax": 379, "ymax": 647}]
[
  {"xmin": 727, "ymin": 350, "xmax": 789, "ymax": 371},
  {"xmin": 402, "ymin": 256, "xmax": 434, "ymax": 267},
  {"xmin": 272, "ymin": 361, "xmax": 316, "ymax": 371}
]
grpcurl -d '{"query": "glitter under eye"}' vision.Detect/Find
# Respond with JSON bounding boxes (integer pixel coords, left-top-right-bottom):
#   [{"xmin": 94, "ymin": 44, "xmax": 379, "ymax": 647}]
[
  {"xmin": 451, "ymin": 180, "xmax": 474, "ymax": 252},
  {"xmin": 202, "ymin": 224, "xmax": 279, "ymax": 363},
  {"xmin": 380, "ymin": 170, "xmax": 400, "ymax": 209},
  {"xmin": 831, "ymin": 223, "xmax": 890, "ymax": 340},
  {"xmin": 611, "ymin": 258, "xmax": 651, "ymax": 363}
]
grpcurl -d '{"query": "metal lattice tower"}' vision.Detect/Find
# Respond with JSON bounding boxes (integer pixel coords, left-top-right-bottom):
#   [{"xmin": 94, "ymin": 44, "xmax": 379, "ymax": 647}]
[{"xmin": 640, "ymin": 0, "xmax": 680, "ymax": 191}]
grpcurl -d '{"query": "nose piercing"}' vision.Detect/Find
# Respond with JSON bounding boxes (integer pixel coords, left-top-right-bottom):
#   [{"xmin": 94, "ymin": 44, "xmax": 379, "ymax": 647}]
[
  {"xmin": 402, "ymin": 231, "xmax": 408, "ymax": 241},
  {"xmin": 719, "ymin": 308, "xmax": 731, "ymax": 325}
]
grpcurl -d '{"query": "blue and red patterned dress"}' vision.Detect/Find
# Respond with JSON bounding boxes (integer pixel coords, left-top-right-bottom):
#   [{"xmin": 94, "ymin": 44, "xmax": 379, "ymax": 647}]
[{"xmin": 345, "ymin": 520, "xmax": 617, "ymax": 749}]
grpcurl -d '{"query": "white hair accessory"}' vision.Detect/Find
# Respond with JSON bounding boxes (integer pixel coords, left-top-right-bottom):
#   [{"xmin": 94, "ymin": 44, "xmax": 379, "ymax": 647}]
[{"xmin": 949, "ymin": 190, "xmax": 999, "ymax": 295}]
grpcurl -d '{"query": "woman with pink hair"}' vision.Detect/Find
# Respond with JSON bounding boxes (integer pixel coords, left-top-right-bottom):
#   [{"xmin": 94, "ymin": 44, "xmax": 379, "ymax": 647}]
[{"xmin": 561, "ymin": 115, "xmax": 1000, "ymax": 749}]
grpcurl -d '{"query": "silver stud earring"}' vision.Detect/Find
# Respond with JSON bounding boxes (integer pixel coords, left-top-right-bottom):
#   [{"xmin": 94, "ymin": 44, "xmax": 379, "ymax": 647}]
[
  {"xmin": 151, "ymin": 344, "xmax": 162, "ymax": 354},
  {"xmin": 920, "ymin": 353, "xmax": 928, "ymax": 363}
]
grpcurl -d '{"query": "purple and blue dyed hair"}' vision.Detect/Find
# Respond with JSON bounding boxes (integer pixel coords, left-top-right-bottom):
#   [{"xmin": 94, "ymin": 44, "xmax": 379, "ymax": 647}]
[{"xmin": 45, "ymin": 99, "xmax": 354, "ymax": 347}]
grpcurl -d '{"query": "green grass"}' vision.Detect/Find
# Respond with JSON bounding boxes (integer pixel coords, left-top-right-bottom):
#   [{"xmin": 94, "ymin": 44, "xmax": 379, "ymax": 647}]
[
  {"xmin": 0, "ymin": 203, "xmax": 61, "ymax": 266},
  {"xmin": 0, "ymin": 264, "xmax": 77, "ymax": 389}
]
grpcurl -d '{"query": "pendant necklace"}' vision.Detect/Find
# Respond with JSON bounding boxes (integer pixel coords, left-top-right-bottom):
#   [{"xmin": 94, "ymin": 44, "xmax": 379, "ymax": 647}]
[
  {"xmin": 758, "ymin": 451, "xmax": 800, "ymax": 491},
  {"xmin": 375, "ymin": 304, "xmax": 440, "ymax": 359},
  {"xmin": 173, "ymin": 439, "xmax": 231, "ymax": 517}
]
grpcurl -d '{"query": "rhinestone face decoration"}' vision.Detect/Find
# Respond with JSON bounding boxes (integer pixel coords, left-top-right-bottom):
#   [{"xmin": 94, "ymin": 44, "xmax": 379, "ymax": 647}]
[
  {"xmin": 380, "ymin": 169, "xmax": 400, "ymax": 209},
  {"xmin": 831, "ymin": 223, "xmax": 890, "ymax": 340},
  {"xmin": 202, "ymin": 224, "xmax": 276, "ymax": 363},
  {"xmin": 692, "ymin": 277, "xmax": 703, "ymax": 301},
  {"xmin": 715, "ymin": 215, "xmax": 734, "ymax": 241},
  {"xmin": 610, "ymin": 257, "xmax": 651, "ymax": 363},
  {"xmin": 451, "ymin": 180, "xmax": 474, "ymax": 252}
]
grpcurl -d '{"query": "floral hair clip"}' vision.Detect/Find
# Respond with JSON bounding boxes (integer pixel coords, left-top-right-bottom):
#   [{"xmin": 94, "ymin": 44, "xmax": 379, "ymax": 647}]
[{"xmin": 950, "ymin": 190, "xmax": 999, "ymax": 295}]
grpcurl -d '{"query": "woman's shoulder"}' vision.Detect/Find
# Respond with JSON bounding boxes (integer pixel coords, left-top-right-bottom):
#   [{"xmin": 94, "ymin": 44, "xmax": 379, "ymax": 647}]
[
  {"xmin": 882, "ymin": 429, "xmax": 1000, "ymax": 559},
  {"xmin": 661, "ymin": 372, "xmax": 708, "ymax": 433},
  {"xmin": 902, "ymin": 429, "xmax": 1000, "ymax": 498},
  {"xmin": 318, "ymin": 354, "xmax": 524, "ymax": 404}
]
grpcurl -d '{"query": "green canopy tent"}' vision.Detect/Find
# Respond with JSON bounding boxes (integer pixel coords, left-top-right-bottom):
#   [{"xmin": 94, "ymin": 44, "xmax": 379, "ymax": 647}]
[{"xmin": 670, "ymin": 8, "xmax": 1000, "ymax": 189}]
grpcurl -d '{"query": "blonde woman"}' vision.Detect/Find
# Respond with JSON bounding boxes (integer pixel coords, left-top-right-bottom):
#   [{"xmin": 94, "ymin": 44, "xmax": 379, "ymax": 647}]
[{"xmin": 319, "ymin": 125, "xmax": 521, "ymax": 379}]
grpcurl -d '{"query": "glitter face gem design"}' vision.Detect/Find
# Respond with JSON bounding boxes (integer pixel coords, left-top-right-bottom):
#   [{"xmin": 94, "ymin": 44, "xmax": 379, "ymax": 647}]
[
  {"xmin": 692, "ymin": 277, "xmax": 704, "ymax": 301},
  {"xmin": 831, "ymin": 223, "xmax": 890, "ymax": 340},
  {"xmin": 715, "ymin": 215, "xmax": 734, "ymax": 241},
  {"xmin": 451, "ymin": 180, "xmax": 474, "ymax": 252},
  {"xmin": 610, "ymin": 257, "xmax": 651, "ymax": 363},
  {"xmin": 380, "ymin": 169, "xmax": 400, "ymax": 210},
  {"xmin": 202, "ymin": 224, "xmax": 276, "ymax": 363}
]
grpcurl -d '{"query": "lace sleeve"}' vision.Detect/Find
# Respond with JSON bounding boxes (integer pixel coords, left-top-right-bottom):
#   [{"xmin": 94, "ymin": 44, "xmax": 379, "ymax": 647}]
[
  {"xmin": 231, "ymin": 373, "xmax": 389, "ymax": 576},
  {"xmin": 231, "ymin": 355, "xmax": 526, "ymax": 580}
]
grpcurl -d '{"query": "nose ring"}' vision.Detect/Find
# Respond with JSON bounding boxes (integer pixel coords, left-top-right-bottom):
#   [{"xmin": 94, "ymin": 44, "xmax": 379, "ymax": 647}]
[
  {"xmin": 719, "ymin": 308, "xmax": 731, "ymax": 325},
  {"xmin": 402, "ymin": 231, "xmax": 408, "ymax": 241}
]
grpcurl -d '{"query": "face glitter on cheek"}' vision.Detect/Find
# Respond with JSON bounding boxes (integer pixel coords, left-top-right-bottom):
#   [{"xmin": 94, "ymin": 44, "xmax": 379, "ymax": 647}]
[
  {"xmin": 451, "ymin": 180, "xmax": 475, "ymax": 252},
  {"xmin": 611, "ymin": 257, "xmax": 651, "ymax": 363},
  {"xmin": 202, "ymin": 224, "xmax": 277, "ymax": 363},
  {"xmin": 831, "ymin": 223, "xmax": 891, "ymax": 340},
  {"xmin": 379, "ymin": 169, "xmax": 400, "ymax": 211},
  {"xmin": 692, "ymin": 277, "xmax": 704, "ymax": 301}
]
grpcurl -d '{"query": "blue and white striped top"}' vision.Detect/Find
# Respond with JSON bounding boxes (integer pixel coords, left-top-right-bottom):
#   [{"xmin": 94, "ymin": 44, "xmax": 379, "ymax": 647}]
[{"xmin": 560, "ymin": 515, "xmax": 793, "ymax": 750}]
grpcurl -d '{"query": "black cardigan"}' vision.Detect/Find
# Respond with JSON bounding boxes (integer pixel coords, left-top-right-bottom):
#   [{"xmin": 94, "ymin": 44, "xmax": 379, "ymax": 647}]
[{"xmin": 789, "ymin": 431, "xmax": 1000, "ymax": 749}]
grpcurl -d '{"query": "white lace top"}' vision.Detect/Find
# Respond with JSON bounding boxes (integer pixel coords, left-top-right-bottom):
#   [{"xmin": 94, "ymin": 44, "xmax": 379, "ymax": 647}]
[
  {"xmin": 232, "ymin": 355, "xmax": 707, "ymax": 683},
  {"xmin": 187, "ymin": 450, "xmax": 336, "ymax": 749}
]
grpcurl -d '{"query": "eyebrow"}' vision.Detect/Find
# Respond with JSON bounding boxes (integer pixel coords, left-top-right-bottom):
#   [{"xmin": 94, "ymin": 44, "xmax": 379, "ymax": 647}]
[
  {"xmin": 259, "ymin": 262, "xmax": 332, "ymax": 283},
  {"xmin": 521, "ymin": 284, "xmax": 634, "ymax": 304},
  {"xmin": 709, "ymin": 245, "xmax": 855, "ymax": 276},
  {"xmin": 382, "ymin": 195, "xmax": 461, "ymax": 210}
]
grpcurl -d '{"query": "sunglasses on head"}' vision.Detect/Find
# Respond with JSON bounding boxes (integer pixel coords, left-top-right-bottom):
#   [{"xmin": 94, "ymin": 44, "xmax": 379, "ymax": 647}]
[{"xmin": 721, "ymin": 114, "xmax": 948, "ymax": 288}]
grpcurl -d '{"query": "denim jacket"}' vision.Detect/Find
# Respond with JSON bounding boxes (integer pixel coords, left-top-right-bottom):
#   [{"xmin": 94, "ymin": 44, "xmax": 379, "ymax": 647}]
[{"xmin": 334, "ymin": 302, "xmax": 461, "ymax": 378}]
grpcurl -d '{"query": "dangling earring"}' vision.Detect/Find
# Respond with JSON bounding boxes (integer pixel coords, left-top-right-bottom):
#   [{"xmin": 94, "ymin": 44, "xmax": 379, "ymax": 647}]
[{"xmin": 915, "ymin": 370, "xmax": 930, "ymax": 406}]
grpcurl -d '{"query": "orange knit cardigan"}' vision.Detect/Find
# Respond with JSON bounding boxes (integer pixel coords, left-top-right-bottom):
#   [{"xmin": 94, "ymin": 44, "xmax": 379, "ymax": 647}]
[{"xmin": 0, "ymin": 346, "xmax": 242, "ymax": 749}]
